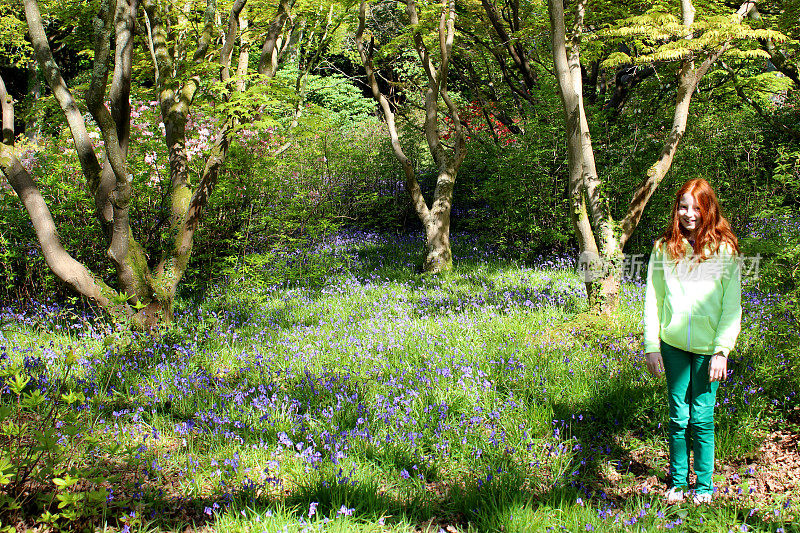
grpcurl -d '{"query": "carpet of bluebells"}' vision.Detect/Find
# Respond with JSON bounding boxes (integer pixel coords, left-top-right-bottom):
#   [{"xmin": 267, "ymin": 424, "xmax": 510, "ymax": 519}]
[{"xmin": 1, "ymin": 230, "xmax": 798, "ymax": 532}]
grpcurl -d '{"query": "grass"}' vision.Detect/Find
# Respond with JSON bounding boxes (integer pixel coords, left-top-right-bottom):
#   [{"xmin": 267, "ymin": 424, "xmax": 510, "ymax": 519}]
[{"xmin": 1, "ymin": 230, "xmax": 798, "ymax": 532}]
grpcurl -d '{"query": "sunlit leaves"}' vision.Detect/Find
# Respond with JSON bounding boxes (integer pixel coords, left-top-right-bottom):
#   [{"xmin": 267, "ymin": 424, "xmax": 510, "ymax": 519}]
[
  {"xmin": 598, "ymin": 5, "xmax": 791, "ymax": 70},
  {"xmin": 0, "ymin": 5, "xmax": 31, "ymax": 68}
]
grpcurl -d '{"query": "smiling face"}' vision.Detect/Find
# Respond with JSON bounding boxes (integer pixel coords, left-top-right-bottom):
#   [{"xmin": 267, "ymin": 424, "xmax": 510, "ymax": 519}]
[{"xmin": 677, "ymin": 192, "xmax": 701, "ymax": 238}]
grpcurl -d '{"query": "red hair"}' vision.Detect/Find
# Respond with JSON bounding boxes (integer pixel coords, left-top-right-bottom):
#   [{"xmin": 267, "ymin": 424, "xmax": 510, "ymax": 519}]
[{"xmin": 659, "ymin": 178, "xmax": 739, "ymax": 262}]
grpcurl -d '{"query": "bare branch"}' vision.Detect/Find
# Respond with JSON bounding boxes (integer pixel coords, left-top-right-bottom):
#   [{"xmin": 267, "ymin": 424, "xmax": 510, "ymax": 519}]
[
  {"xmin": 194, "ymin": 0, "xmax": 217, "ymax": 60},
  {"xmin": 236, "ymin": 3, "xmax": 250, "ymax": 93},
  {"xmin": 0, "ymin": 75, "xmax": 12, "ymax": 145},
  {"xmin": 85, "ymin": 0, "xmax": 129, "ymax": 195},
  {"xmin": 23, "ymin": 0, "xmax": 103, "ymax": 192},
  {"xmin": 144, "ymin": 6, "xmax": 160, "ymax": 83},
  {"xmin": 405, "ymin": 0, "xmax": 447, "ymax": 167},
  {"xmin": 141, "ymin": 0, "xmax": 173, "ymax": 88},
  {"xmin": 355, "ymin": 0, "xmax": 429, "ymax": 221}
]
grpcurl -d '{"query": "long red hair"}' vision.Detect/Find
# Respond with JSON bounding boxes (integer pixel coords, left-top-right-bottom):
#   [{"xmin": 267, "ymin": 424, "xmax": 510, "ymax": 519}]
[{"xmin": 660, "ymin": 178, "xmax": 739, "ymax": 262}]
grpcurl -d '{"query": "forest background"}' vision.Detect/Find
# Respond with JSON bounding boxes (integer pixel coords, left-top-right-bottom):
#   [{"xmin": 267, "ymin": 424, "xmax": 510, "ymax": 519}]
[{"xmin": 0, "ymin": 0, "xmax": 799, "ymax": 531}]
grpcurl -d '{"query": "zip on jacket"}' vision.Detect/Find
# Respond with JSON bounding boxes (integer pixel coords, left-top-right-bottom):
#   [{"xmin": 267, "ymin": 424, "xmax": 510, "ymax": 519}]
[{"xmin": 644, "ymin": 237, "xmax": 742, "ymax": 356}]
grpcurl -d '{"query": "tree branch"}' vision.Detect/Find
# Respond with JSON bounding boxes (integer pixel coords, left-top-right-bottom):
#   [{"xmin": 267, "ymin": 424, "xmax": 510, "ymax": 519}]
[
  {"xmin": 406, "ymin": 0, "xmax": 447, "ymax": 168},
  {"xmin": 193, "ymin": 0, "xmax": 217, "ymax": 61},
  {"xmin": 1, "ymin": 145, "xmax": 117, "ymax": 311},
  {"xmin": 23, "ymin": 0, "xmax": 103, "ymax": 193},
  {"xmin": 619, "ymin": 0, "xmax": 757, "ymax": 247},
  {"xmin": 356, "ymin": 0, "xmax": 429, "ymax": 221},
  {"xmin": 221, "ymin": 0, "xmax": 248, "ymax": 82},
  {"xmin": 0, "ymin": 75, "xmax": 12, "ymax": 145},
  {"xmin": 480, "ymin": 0, "xmax": 538, "ymax": 93},
  {"xmin": 258, "ymin": 0, "xmax": 295, "ymax": 77}
]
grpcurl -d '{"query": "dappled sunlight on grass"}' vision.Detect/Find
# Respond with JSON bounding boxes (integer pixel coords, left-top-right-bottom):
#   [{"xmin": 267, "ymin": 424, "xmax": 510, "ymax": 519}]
[{"xmin": 1, "ymin": 231, "xmax": 798, "ymax": 531}]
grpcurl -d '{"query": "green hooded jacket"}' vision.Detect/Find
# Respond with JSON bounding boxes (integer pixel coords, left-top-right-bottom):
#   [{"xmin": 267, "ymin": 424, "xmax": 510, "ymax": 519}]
[{"xmin": 644, "ymin": 238, "xmax": 742, "ymax": 357}]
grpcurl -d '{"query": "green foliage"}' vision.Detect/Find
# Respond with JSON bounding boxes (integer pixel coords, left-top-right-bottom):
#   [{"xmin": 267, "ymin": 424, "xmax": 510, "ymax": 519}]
[
  {"xmin": 182, "ymin": 116, "xmax": 412, "ymax": 295},
  {"xmin": 0, "ymin": 5, "xmax": 30, "ymax": 68},
  {"xmin": 0, "ymin": 349, "xmax": 113, "ymax": 530},
  {"xmin": 740, "ymin": 151, "xmax": 800, "ymax": 330},
  {"xmin": 303, "ymin": 71, "xmax": 375, "ymax": 122},
  {"xmin": 598, "ymin": 6, "xmax": 789, "ymax": 69},
  {"xmin": 455, "ymin": 124, "xmax": 572, "ymax": 257}
]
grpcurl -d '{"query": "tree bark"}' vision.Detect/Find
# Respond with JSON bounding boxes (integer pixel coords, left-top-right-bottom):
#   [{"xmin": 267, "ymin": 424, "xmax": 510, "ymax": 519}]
[
  {"xmin": 0, "ymin": 76, "xmax": 12, "ymax": 145},
  {"xmin": 357, "ymin": 0, "xmax": 465, "ymax": 273},
  {"xmin": 146, "ymin": 0, "xmax": 246, "ymax": 321},
  {"xmin": 258, "ymin": 0, "xmax": 295, "ymax": 77},
  {"xmin": 548, "ymin": 0, "xmax": 613, "ymax": 310},
  {"xmin": 549, "ymin": 0, "xmax": 758, "ymax": 314},
  {"xmin": 194, "ymin": 0, "xmax": 217, "ymax": 61},
  {"xmin": 23, "ymin": 0, "xmax": 147, "ymax": 312}
]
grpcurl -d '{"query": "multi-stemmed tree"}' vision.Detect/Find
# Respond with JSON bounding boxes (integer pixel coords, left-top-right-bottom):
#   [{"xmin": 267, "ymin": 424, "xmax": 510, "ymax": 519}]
[
  {"xmin": 547, "ymin": 0, "xmax": 785, "ymax": 313},
  {"xmin": 355, "ymin": 0, "xmax": 467, "ymax": 273},
  {"xmin": 0, "ymin": 0, "xmax": 295, "ymax": 326}
]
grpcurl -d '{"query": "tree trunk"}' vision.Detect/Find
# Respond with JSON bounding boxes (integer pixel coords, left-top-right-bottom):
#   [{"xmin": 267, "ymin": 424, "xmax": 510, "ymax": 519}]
[
  {"xmin": 549, "ymin": 0, "xmax": 613, "ymax": 311},
  {"xmin": 258, "ymin": 0, "xmax": 295, "ymax": 77},
  {"xmin": 356, "ymin": 0, "xmax": 464, "ymax": 273},
  {"xmin": 424, "ymin": 214, "xmax": 452, "ymax": 273},
  {"xmin": 0, "ymin": 76, "xmax": 12, "ymax": 145},
  {"xmin": 8, "ymin": 0, "xmax": 297, "ymax": 329},
  {"xmin": 549, "ymin": 0, "xmax": 755, "ymax": 315},
  {"xmin": 424, "ymin": 166, "xmax": 456, "ymax": 273}
]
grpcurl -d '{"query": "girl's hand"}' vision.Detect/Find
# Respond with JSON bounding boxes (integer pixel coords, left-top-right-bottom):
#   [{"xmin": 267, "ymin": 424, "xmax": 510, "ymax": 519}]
[
  {"xmin": 709, "ymin": 352, "xmax": 728, "ymax": 382},
  {"xmin": 645, "ymin": 351, "xmax": 664, "ymax": 375}
]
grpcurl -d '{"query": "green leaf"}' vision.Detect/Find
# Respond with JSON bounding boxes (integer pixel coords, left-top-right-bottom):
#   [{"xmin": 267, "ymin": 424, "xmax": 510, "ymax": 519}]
[
  {"xmin": 60, "ymin": 425, "xmax": 81, "ymax": 437},
  {"xmin": 20, "ymin": 389, "xmax": 46, "ymax": 409},
  {"xmin": 9, "ymin": 373, "xmax": 30, "ymax": 395},
  {"xmin": 37, "ymin": 510, "xmax": 60, "ymax": 524},
  {"xmin": 86, "ymin": 489, "xmax": 109, "ymax": 502},
  {"xmin": 53, "ymin": 475, "xmax": 79, "ymax": 488},
  {"xmin": 61, "ymin": 391, "xmax": 85, "ymax": 405}
]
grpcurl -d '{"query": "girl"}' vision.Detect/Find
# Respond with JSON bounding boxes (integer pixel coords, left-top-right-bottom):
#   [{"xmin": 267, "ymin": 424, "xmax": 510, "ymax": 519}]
[{"xmin": 644, "ymin": 178, "xmax": 742, "ymax": 504}]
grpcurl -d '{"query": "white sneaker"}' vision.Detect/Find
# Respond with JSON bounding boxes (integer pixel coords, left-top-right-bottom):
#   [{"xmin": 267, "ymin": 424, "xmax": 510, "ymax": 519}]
[
  {"xmin": 693, "ymin": 492, "xmax": 712, "ymax": 504},
  {"xmin": 665, "ymin": 487, "xmax": 685, "ymax": 504}
]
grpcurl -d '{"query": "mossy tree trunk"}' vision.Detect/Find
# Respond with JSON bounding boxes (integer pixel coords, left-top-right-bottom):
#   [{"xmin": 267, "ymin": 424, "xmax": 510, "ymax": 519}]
[
  {"xmin": 548, "ymin": 0, "xmax": 758, "ymax": 314},
  {"xmin": 1, "ymin": 0, "xmax": 292, "ymax": 328}
]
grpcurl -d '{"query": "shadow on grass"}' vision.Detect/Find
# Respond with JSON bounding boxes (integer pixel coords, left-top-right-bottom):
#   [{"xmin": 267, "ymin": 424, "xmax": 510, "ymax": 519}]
[
  {"xmin": 548, "ymin": 371, "xmax": 667, "ymax": 496},
  {"xmin": 93, "ymin": 451, "xmax": 543, "ymax": 531},
  {"xmin": 11, "ymin": 349, "xmax": 797, "ymax": 532}
]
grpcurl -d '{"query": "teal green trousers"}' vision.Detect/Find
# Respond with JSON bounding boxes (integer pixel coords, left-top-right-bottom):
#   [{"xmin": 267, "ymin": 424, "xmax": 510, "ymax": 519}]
[{"xmin": 660, "ymin": 340, "xmax": 719, "ymax": 495}]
